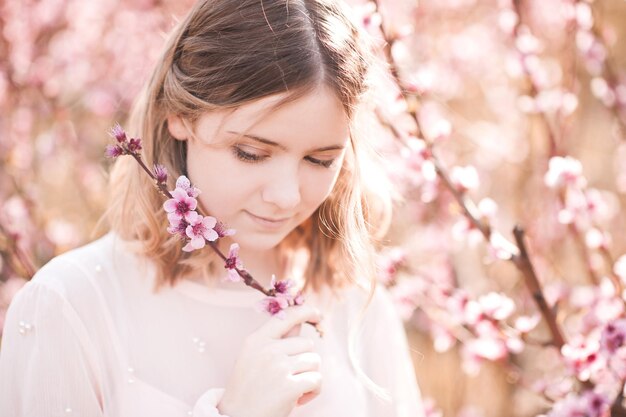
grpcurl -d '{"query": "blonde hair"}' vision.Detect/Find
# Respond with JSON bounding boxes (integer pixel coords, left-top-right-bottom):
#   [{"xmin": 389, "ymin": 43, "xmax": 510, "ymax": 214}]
[{"xmin": 103, "ymin": 0, "xmax": 395, "ymax": 400}]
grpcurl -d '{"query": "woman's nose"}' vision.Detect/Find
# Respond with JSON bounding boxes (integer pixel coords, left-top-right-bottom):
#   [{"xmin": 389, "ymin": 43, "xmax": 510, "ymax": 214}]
[{"xmin": 261, "ymin": 167, "xmax": 301, "ymax": 211}]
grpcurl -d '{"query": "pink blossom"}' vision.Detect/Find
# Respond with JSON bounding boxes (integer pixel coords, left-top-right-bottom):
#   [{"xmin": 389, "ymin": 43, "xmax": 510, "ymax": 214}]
[
  {"xmin": 154, "ymin": 164, "xmax": 168, "ymax": 183},
  {"xmin": 105, "ymin": 144, "xmax": 124, "ymax": 158},
  {"xmin": 214, "ymin": 221, "xmax": 236, "ymax": 238},
  {"xmin": 561, "ymin": 337, "xmax": 604, "ymax": 381},
  {"xmin": 127, "ymin": 137, "xmax": 142, "ymax": 153},
  {"xmin": 514, "ymin": 314, "xmax": 541, "ymax": 333},
  {"xmin": 176, "ymin": 175, "xmax": 200, "ymax": 198},
  {"xmin": 108, "ymin": 123, "xmax": 127, "ymax": 143},
  {"xmin": 376, "ymin": 247, "xmax": 406, "ymax": 284},
  {"xmin": 182, "ymin": 212, "xmax": 218, "ymax": 252},
  {"xmin": 547, "ymin": 393, "xmax": 588, "ymax": 417},
  {"xmin": 462, "ymin": 337, "xmax": 508, "ymax": 374},
  {"xmin": 258, "ymin": 296, "xmax": 290, "ymax": 319},
  {"xmin": 421, "ymin": 397, "xmax": 443, "ymax": 417},
  {"xmin": 575, "ymin": 3, "xmax": 594, "ymax": 30},
  {"xmin": 488, "ymin": 231, "xmax": 518, "ymax": 261},
  {"xmin": 477, "ymin": 292, "xmax": 515, "ymax": 321},
  {"xmin": 614, "ymin": 255, "xmax": 626, "ymax": 283},
  {"xmin": 166, "ymin": 216, "xmax": 188, "ymax": 239},
  {"xmin": 292, "ymin": 291, "xmax": 305, "ymax": 306},
  {"xmin": 450, "ymin": 165, "xmax": 480, "ymax": 192},
  {"xmin": 163, "ymin": 188, "xmax": 198, "ymax": 222},
  {"xmin": 600, "ymin": 319, "xmax": 626, "ymax": 354},
  {"xmin": 430, "ymin": 323, "xmax": 456, "ymax": 353},
  {"xmin": 544, "ymin": 156, "xmax": 586, "ymax": 189},
  {"xmin": 224, "ymin": 243, "xmax": 243, "ymax": 282},
  {"xmin": 270, "ymin": 275, "xmax": 294, "ymax": 294}
]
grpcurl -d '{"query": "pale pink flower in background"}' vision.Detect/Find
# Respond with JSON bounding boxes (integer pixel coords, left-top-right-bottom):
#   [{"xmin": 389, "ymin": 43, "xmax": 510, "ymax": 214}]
[
  {"xmin": 585, "ymin": 228, "xmax": 611, "ymax": 250},
  {"xmin": 451, "ymin": 216, "xmax": 483, "ymax": 247},
  {"xmin": 444, "ymin": 288, "xmax": 471, "ymax": 325},
  {"xmin": 546, "ymin": 393, "xmax": 589, "ymax": 417},
  {"xmin": 514, "ymin": 314, "xmax": 541, "ymax": 333},
  {"xmin": 376, "ymin": 247, "xmax": 406, "ymax": 284},
  {"xmin": 462, "ymin": 337, "xmax": 507, "ymax": 375},
  {"xmin": 515, "ymin": 26, "xmax": 543, "ymax": 54},
  {"xmin": 614, "ymin": 255, "xmax": 626, "ymax": 284},
  {"xmin": 45, "ymin": 219, "xmax": 80, "ymax": 248},
  {"xmin": 477, "ymin": 292, "xmax": 515, "ymax": 321},
  {"xmin": 422, "ymin": 397, "xmax": 444, "ymax": 417},
  {"xmin": 544, "ymin": 156, "xmax": 586, "ymax": 189},
  {"xmin": 561, "ymin": 337, "xmax": 604, "ymax": 381},
  {"xmin": 599, "ymin": 319, "xmax": 626, "ymax": 354},
  {"xmin": 418, "ymin": 102, "xmax": 452, "ymax": 142},
  {"xmin": 575, "ymin": 2, "xmax": 594, "ymax": 30},
  {"xmin": 430, "ymin": 322, "xmax": 456, "ymax": 353},
  {"xmin": 450, "ymin": 165, "xmax": 480, "ymax": 192},
  {"xmin": 497, "ymin": 8, "xmax": 518, "ymax": 35},
  {"xmin": 389, "ymin": 277, "xmax": 425, "ymax": 320},
  {"xmin": 488, "ymin": 231, "xmax": 518, "ymax": 261},
  {"xmin": 182, "ymin": 212, "xmax": 218, "ymax": 252}
]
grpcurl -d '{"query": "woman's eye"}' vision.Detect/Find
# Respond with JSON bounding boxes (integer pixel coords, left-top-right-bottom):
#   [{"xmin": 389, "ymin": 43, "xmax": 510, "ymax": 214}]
[
  {"xmin": 305, "ymin": 156, "xmax": 335, "ymax": 168},
  {"xmin": 232, "ymin": 146, "xmax": 267, "ymax": 163}
]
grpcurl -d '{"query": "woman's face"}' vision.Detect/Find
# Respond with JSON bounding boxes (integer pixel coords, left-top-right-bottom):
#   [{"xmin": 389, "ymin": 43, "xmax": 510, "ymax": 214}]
[{"xmin": 173, "ymin": 85, "xmax": 350, "ymax": 252}]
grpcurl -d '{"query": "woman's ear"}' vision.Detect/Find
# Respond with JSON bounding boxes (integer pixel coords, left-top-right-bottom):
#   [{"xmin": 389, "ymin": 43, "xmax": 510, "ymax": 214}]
[{"xmin": 167, "ymin": 114, "xmax": 188, "ymax": 141}]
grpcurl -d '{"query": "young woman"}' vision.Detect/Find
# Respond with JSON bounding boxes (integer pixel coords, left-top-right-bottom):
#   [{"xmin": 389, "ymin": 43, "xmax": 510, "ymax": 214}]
[{"xmin": 0, "ymin": 1, "xmax": 424, "ymax": 416}]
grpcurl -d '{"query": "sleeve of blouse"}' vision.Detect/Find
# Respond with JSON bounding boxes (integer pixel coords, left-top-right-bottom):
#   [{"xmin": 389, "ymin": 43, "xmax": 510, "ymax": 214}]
[
  {"xmin": 359, "ymin": 285, "xmax": 426, "ymax": 417},
  {"xmin": 192, "ymin": 388, "xmax": 231, "ymax": 417},
  {"xmin": 0, "ymin": 281, "xmax": 104, "ymax": 417}
]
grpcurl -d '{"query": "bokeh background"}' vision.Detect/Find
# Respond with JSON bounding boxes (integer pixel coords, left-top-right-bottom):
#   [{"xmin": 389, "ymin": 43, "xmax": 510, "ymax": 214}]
[{"xmin": 1, "ymin": 1, "xmax": 626, "ymax": 416}]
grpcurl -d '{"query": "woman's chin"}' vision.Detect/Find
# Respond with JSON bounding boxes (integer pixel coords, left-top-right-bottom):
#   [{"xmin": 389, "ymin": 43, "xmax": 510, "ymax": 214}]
[{"xmin": 226, "ymin": 232, "xmax": 286, "ymax": 253}]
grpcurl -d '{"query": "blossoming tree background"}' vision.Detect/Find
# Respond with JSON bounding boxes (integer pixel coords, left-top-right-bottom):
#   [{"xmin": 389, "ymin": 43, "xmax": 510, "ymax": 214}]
[{"xmin": 1, "ymin": 0, "xmax": 626, "ymax": 416}]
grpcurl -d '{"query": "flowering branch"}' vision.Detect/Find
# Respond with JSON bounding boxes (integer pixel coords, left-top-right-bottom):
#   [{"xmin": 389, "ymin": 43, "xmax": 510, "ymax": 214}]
[
  {"xmin": 510, "ymin": 0, "xmax": 561, "ymax": 158},
  {"xmin": 573, "ymin": 0, "xmax": 626, "ymax": 137},
  {"xmin": 105, "ymin": 124, "xmax": 320, "ymax": 335},
  {"xmin": 512, "ymin": 226, "xmax": 565, "ymax": 348},
  {"xmin": 371, "ymin": 0, "xmax": 567, "ymax": 348}
]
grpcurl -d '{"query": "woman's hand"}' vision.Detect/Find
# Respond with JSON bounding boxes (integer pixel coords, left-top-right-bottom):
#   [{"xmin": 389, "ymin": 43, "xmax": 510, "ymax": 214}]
[{"xmin": 217, "ymin": 305, "xmax": 323, "ymax": 417}]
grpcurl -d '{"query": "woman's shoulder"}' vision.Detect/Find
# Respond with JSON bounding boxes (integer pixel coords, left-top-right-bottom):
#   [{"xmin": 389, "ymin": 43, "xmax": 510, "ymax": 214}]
[{"xmin": 22, "ymin": 232, "xmax": 132, "ymax": 310}]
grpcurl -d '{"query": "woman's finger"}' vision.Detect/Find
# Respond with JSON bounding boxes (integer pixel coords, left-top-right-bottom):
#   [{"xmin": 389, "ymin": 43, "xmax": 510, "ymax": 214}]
[
  {"xmin": 283, "ymin": 323, "xmax": 302, "ymax": 338},
  {"xmin": 289, "ymin": 352, "xmax": 321, "ymax": 375},
  {"xmin": 273, "ymin": 337, "xmax": 315, "ymax": 355},
  {"xmin": 258, "ymin": 305, "xmax": 321, "ymax": 340}
]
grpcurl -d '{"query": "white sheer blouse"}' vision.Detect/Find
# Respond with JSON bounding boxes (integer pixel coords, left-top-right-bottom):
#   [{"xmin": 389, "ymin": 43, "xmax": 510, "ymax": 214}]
[{"xmin": 0, "ymin": 232, "xmax": 424, "ymax": 416}]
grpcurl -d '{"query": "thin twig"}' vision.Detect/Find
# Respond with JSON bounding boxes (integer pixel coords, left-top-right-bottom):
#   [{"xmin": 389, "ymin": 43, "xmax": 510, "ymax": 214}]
[{"xmin": 512, "ymin": 226, "xmax": 566, "ymax": 348}]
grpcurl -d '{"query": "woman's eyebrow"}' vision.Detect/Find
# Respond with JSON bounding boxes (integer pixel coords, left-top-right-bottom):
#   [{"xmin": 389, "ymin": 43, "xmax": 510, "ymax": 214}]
[{"xmin": 227, "ymin": 130, "xmax": 345, "ymax": 152}]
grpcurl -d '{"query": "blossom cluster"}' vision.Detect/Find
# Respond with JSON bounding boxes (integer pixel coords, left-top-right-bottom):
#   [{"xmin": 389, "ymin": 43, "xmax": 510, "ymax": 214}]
[
  {"xmin": 104, "ymin": 123, "xmax": 143, "ymax": 158},
  {"xmin": 256, "ymin": 275, "xmax": 306, "ymax": 320},
  {"xmin": 163, "ymin": 175, "xmax": 221, "ymax": 252}
]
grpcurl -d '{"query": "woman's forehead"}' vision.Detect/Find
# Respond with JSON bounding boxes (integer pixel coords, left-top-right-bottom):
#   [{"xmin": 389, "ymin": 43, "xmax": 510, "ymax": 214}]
[{"xmin": 195, "ymin": 86, "xmax": 350, "ymax": 149}]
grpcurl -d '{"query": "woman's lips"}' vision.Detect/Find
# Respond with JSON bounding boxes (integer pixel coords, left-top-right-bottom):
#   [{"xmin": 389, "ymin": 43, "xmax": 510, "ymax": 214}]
[{"xmin": 245, "ymin": 211, "xmax": 291, "ymax": 229}]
